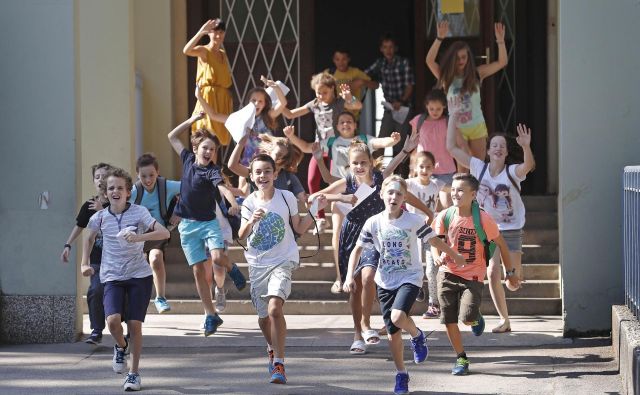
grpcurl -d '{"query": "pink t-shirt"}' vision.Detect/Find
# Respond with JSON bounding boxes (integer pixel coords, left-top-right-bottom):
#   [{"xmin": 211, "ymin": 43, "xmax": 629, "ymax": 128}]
[
  {"xmin": 433, "ymin": 209, "xmax": 500, "ymax": 282},
  {"xmin": 410, "ymin": 115, "xmax": 457, "ymax": 175}
]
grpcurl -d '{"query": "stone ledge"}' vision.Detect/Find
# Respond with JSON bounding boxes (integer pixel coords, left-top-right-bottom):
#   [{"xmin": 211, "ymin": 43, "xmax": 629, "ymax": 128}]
[
  {"xmin": 612, "ymin": 305, "xmax": 640, "ymax": 394},
  {"xmin": 0, "ymin": 295, "xmax": 76, "ymax": 344}
]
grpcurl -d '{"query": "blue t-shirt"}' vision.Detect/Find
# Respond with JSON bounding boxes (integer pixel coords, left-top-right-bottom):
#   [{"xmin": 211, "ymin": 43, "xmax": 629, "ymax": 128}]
[
  {"xmin": 129, "ymin": 179, "xmax": 181, "ymax": 225},
  {"xmin": 175, "ymin": 149, "xmax": 223, "ymax": 221}
]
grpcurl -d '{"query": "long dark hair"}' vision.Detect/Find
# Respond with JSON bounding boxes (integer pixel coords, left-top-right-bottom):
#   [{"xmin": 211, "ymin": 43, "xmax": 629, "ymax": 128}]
[{"xmin": 438, "ymin": 41, "xmax": 479, "ymax": 95}]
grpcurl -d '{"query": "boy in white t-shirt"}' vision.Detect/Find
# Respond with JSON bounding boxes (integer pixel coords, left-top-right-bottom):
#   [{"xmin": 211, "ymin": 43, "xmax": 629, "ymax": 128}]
[
  {"xmin": 406, "ymin": 151, "xmax": 448, "ymax": 318},
  {"xmin": 239, "ymin": 154, "xmax": 327, "ymax": 385},
  {"xmin": 344, "ymin": 175, "xmax": 464, "ymax": 395}
]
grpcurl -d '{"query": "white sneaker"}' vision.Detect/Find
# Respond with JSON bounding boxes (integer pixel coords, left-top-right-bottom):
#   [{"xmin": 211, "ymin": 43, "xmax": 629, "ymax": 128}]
[
  {"xmin": 313, "ymin": 218, "xmax": 327, "ymax": 235},
  {"xmin": 215, "ymin": 286, "xmax": 227, "ymax": 313},
  {"xmin": 112, "ymin": 342, "xmax": 129, "ymax": 374},
  {"xmin": 123, "ymin": 372, "xmax": 141, "ymax": 391}
]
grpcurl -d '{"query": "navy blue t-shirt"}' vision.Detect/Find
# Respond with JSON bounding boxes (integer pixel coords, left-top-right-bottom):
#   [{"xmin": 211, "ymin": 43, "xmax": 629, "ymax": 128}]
[{"xmin": 175, "ymin": 149, "xmax": 223, "ymax": 221}]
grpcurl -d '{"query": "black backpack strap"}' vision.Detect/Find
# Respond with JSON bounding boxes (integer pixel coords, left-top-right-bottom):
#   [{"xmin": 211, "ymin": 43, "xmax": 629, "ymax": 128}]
[
  {"xmin": 478, "ymin": 162, "xmax": 489, "ymax": 183},
  {"xmin": 505, "ymin": 164, "xmax": 521, "ymax": 194},
  {"xmin": 134, "ymin": 181, "xmax": 144, "ymax": 205},
  {"xmin": 157, "ymin": 176, "xmax": 169, "ymax": 225}
]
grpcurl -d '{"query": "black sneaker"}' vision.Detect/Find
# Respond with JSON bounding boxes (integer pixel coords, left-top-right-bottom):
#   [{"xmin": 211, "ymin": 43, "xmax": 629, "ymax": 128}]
[{"xmin": 84, "ymin": 332, "xmax": 102, "ymax": 345}]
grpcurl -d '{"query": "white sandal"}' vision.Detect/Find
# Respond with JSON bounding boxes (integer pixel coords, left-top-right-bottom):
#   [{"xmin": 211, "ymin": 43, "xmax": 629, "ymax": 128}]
[
  {"xmin": 349, "ymin": 339, "xmax": 367, "ymax": 355},
  {"xmin": 361, "ymin": 329, "xmax": 381, "ymax": 345}
]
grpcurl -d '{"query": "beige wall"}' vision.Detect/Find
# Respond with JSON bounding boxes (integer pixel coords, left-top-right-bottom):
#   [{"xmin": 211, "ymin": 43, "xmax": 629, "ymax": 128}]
[{"xmin": 77, "ymin": 0, "xmax": 136, "ymax": 200}]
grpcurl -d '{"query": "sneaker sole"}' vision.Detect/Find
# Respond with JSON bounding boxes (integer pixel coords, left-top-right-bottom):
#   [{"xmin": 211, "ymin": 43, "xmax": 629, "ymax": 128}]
[
  {"xmin": 270, "ymin": 376, "xmax": 286, "ymax": 384},
  {"xmin": 452, "ymin": 370, "xmax": 470, "ymax": 376}
]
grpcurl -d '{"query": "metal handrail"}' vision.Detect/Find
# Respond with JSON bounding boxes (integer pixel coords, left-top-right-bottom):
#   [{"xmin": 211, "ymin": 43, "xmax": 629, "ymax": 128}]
[{"xmin": 624, "ymin": 166, "xmax": 640, "ymax": 318}]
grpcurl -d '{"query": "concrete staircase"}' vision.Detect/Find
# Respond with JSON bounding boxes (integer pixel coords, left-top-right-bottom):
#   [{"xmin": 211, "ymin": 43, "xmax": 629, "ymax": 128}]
[{"xmin": 158, "ymin": 195, "xmax": 560, "ymax": 315}]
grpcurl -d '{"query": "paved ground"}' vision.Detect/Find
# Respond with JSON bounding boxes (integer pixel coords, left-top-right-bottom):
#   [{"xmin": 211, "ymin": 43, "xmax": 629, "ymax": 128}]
[{"xmin": 0, "ymin": 315, "xmax": 622, "ymax": 394}]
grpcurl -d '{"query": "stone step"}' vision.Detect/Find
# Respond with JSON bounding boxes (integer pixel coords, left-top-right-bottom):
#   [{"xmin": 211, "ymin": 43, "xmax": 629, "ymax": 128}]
[
  {"xmin": 164, "ymin": 279, "xmax": 559, "ymax": 300},
  {"xmin": 81, "ymin": 296, "xmax": 561, "ymax": 316},
  {"xmin": 522, "ymin": 195, "xmax": 557, "ymax": 212},
  {"xmin": 523, "ymin": 212, "xmax": 557, "ymax": 229},
  {"xmin": 164, "ymin": 261, "xmax": 559, "ymax": 283}
]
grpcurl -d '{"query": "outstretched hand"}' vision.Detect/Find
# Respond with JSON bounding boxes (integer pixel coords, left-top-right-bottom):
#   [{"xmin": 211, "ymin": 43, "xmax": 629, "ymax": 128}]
[
  {"xmin": 515, "ymin": 123, "xmax": 531, "ymax": 148},
  {"xmin": 199, "ymin": 19, "xmax": 218, "ymax": 35},
  {"xmin": 260, "ymin": 75, "xmax": 278, "ymax": 87},
  {"xmin": 436, "ymin": 20, "xmax": 449, "ymax": 38},
  {"xmin": 283, "ymin": 125, "xmax": 295, "ymax": 138},
  {"xmin": 339, "ymin": 83, "xmax": 353, "ymax": 100},
  {"xmin": 403, "ymin": 129, "xmax": 419, "ymax": 153},
  {"xmin": 494, "ymin": 22, "xmax": 506, "ymax": 42},
  {"xmin": 390, "ymin": 131, "xmax": 401, "ymax": 145}
]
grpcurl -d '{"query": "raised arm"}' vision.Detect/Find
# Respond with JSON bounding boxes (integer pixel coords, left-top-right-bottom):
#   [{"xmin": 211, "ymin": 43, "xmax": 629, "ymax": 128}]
[
  {"xmin": 477, "ymin": 23, "xmax": 508, "ymax": 80},
  {"xmin": 261, "ymin": 76, "xmax": 288, "ymax": 117},
  {"xmin": 281, "ymin": 104, "xmax": 310, "ymax": 120},
  {"xmin": 382, "ymin": 129, "xmax": 419, "ymax": 178},
  {"xmin": 283, "ymin": 125, "xmax": 314, "ymax": 153},
  {"xmin": 311, "ymin": 142, "xmax": 338, "ymax": 183},
  {"xmin": 309, "ymin": 178, "xmax": 348, "ymax": 203},
  {"xmin": 425, "ymin": 20, "xmax": 449, "ymax": 79},
  {"xmin": 196, "ymin": 85, "xmax": 228, "ymax": 123},
  {"xmin": 371, "ymin": 132, "xmax": 401, "ymax": 149},
  {"xmin": 514, "ymin": 123, "xmax": 535, "ymax": 178},
  {"xmin": 340, "ymin": 84, "xmax": 363, "ymax": 111},
  {"xmin": 168, "ymin": 112, "xmax": 204, "ymax": 155},
  {"xmin": 446, "ymin": 111, "xmax": 472, "ymax": 168},
  {"xmin": 183, "ymin": 19, "xmax": 217, "ymax": 59},
  {"xmin": 227, "ymin": 133, "xmax": 250, "ymax": 178}
]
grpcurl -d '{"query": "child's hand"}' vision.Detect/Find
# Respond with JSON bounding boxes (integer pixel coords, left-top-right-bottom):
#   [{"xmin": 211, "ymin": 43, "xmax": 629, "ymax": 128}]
[
  {"xmin": 249, "ymin": 208, "xmax": 266, "ymax": 224},
  {"xmin": 390, "ymin": 131, "xmax": 401, "ymax": 145},
  {"xmin": 343, "ymin": 276, "xmax": 356, "ymax": 293},
  {"xmin": 515, "ymin": 123, "xmax": 531, "ymax": 148},
  {"xmin": 494, "ymin": 22, "xmax": 506, "ymax": 42},
  {"xmin": 260, "ymin": 75, "xmax": 277, "ymax": 87},
  {"xmin": 403, "ymin": 129, "xmax": 419, "ymax": 153},
  {"xmin": 81, "ymin": 263, "xmax": 95, "ymax": 277},
  {"xmin": 198, "ymin": 19, "xmax": 217, "ymax": 35},
  {"xmin": 434, "ymin": 252, "xmax": 446, "ymax": 267},
  {"xmin": 339, "ymin": 83, "xmax": 353, "ymax": 100},
  {"xmin": 60, "ymin": 246, "xmax": 71, "ymax": 263},
  {"xmin": 169, "ymin": 214, "xmax": 181, "ymax": 227},
  {"xmin": 191, "ymin": 111, "xmax": 205, "ymax": 123},
  {"xmin": 228, "ymin": 204, "xmax": 240, "ymax": 217},
  {"xmin": 505, "ymin": 275, "xmax": 522, "ymax": 291},
  {"xmin": 311, "ymin": 142, "xmax": 323, "ymax": 159},
  {"xmin": 436, "ymin": 20, "xmax": 449, "ymax": 38},
  {"xmin": 315, "ymin": 195, "xmax": 328, "ymax": 211},
  {"xmin": 88, "ymin": 198, "xmax": 103, "ymax": 211},
  {"xmin": 452, "ymin": 252, "xmax": 466, "ymax": 267},
  {"xmin": 123, "ymin": 232, "xmax": 140, "ymax": 243},
  {"xmin": 342, "ymin": 194, "xmax": 357, "ymax": 205},
  {"xmin": 283, "ymin": 125, "xmax": 295, "ymax": 138}
]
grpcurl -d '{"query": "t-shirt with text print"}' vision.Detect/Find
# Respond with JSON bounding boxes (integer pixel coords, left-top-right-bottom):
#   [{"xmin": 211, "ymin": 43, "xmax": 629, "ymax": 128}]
[
  {"xmin": 357, "ymin": 211, "xmax": 436, "ymax": 290},
  {"xmin": 241, "ymin": 189, "xmax": 299, "ymax": 267},
  {"xmin": 433, "ymin": 208, "xmax": 500, "ymax": 282}
]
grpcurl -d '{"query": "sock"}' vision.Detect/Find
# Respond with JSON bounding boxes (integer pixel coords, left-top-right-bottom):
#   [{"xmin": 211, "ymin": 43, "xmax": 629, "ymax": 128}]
[
  {"xmin": 267, "ymin": 344, "xmax": 273, "ymax": 352},
  {"xmin": 457, "ymin": 352, "xmax": 467, "ymax": 359},
  {"xmin": 274, "ymin": 358, "xmax": 284, "ymax": 365}
]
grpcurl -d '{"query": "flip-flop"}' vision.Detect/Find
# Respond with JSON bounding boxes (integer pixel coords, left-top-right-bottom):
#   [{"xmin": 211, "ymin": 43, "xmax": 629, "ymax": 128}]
[
  {"xmin": 331, "ymin": 280, "xmax": 342, "ymax": 294},
  {"xmin": 349, "ymin": 339, "xmax": 367, "ymax": 355},
  {"xmin": 361, "ymin": 329, "xmax": 381, "ymax": 345}
]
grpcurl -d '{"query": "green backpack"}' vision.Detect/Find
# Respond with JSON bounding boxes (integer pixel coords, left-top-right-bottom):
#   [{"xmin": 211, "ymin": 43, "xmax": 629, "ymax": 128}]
[{"xmin": 443, "ymin": 200, "xmax": 496, "ymax": 267}]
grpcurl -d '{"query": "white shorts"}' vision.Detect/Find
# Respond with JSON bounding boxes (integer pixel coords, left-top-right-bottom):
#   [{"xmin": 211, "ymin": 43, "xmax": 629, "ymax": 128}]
[{"xmin": 249, "ymin": 261, "xmax": 297, "ymax": 318}]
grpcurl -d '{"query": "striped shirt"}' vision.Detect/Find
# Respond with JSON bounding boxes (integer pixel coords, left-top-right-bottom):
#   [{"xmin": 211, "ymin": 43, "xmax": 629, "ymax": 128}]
[
  {"xmin": 87, "ymin": 204, "xmax": 156, "ymax": 282},
  {"xmin": 365, "ymin": 56, "xmax": 415, "ymax": 103},
  {"xmin": 357, "ymin": 211, "xmax": 434, "ymax": 290}
]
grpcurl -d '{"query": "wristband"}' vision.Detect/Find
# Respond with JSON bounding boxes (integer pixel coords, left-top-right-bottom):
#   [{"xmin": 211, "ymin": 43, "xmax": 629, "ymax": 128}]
[
  {"xmin": 64, "ymin": 243, "xmax": 71, "ymax": 249},
  {"xmin": 436, "ymin": 36, "xmax": 444, "ymax": 41},
  {"xmin": 496, "ymin": 40, "xmax": 505, "ymax": 44},
  {"xmin": 402, "ymin": 149, "xmax": 413, "ymax": 155},
  {"xmin": 505, "ymin": 268, "xmax": 516, "ymax": 277},
  {"xmin": 349, "ymin": 95, "xmax": 357, "ymax": 104}
]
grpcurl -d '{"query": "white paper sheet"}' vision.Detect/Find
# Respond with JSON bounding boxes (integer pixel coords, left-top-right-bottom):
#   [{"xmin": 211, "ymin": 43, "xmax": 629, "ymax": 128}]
[
  {"xmin": 224, "ymin": 103, "xmax": 256, "ymax": 143},
  {"xmin": 333, "ymin": 201, "xmax": 353, "ymax": 216},
  {"xmin": 265, "ymin": 81, "xmax": 290, "ymax": 107},
  {"xmin": 382, "ymin": 101, "xmax": 410, "ymax": 124},
  {"xmin": 353, "ymin": 183, "xmax": 376, "ymax": 207},
  {"xmin": 309, "ymin": 197, "xmax": 320, "ymax": 217}
]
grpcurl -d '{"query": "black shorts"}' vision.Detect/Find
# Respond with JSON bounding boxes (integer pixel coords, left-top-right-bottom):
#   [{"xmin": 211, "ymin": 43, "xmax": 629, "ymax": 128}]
[
  {"xmin": 377, "ymin": 283, "xmax": 420, "ymax": 335},
  {"xmin": 143, "ymin": 238, "xmax": 169, "ymax": 254},
  {"xmin": 103, "ymin": 276, "xmax": 153, "ymax": 322}
]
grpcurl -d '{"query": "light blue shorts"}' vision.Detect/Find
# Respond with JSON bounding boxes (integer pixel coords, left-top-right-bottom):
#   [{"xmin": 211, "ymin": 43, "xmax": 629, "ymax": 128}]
[
  {"xmin": 432, "ymin": 172, "xmax": 455, "ymax": 186},
  {"xmin": 178, "ymin": 218, "xmax": 225, "ymax": 265}
]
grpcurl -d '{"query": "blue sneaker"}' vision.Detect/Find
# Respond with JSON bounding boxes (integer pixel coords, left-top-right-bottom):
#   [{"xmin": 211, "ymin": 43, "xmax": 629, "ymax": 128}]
[
  {"xmin": 229, "ymin": 264, "xmax": 247, "ymax": 291},
  {"xmin": 394, "ymin": 372, "xmax": 409, "ymax": 394},
  {"xmin": 153, "ymin": 297, "xmax": 171, "ymax": 314},
  {"xmin": 471, "ymin": 314, "xmax": 485, "ymax": 336},
  {"xmin": 270, "ymin": 362, "xmax": 286, "ymax": 384},
  {"xmin": 204, "ymin": 314, "xmax": 224, "ymax": 336},
  {"xmin": 451, "ymin": 356, "xmax": 470, "ymax": 375},
  {"xmin": 410, "ymin": 329, "xmax": 428, "ymax": 364},
  {"xmin": 84, "ymin": 331, "xmax": 102, "ymax": 345}
]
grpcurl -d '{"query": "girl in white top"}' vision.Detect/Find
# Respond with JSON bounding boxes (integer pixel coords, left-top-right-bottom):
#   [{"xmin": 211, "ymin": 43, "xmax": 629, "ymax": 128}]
[
  {"xmin": 446, "ymin": 105, "xmax": 535, "ymax": 333},
  {"xmin": 405, "ymin": 151, "xmax": 448, "ymax": 318}
]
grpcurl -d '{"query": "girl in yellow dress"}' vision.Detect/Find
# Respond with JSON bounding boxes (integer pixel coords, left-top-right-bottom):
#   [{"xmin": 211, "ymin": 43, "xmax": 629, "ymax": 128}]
[{"xmin": 183, "ymin": 18, "xmax": 233, "ymax": 146}]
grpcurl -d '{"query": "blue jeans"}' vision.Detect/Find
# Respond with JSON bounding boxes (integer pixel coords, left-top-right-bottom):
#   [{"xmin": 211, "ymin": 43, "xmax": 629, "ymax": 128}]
[{"xmin": 87, "ymin": 263, "xmax": 105, "ymax": 333}]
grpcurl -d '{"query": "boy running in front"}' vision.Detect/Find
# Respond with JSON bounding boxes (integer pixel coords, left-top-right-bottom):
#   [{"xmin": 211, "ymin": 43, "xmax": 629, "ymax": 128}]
[
  {"xmin": 239, "ymin": 154, "xmax": 327, "ymax": 385},
  {"xmin": 344, "ymin": 175, "xmax": 465, "ymax": 394}
]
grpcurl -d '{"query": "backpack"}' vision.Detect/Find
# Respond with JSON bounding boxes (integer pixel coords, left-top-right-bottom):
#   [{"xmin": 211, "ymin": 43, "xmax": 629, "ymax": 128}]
[
  {"xmin": 326, "ymin": 134, "xmax": 369, "ymax": 160},
  {"xmin": 442, "ymin": 201, "xmax": 496, "ymax": 267},
  {"xmin": 478, "ymin": 163, "xmax": 521, "ymax": 194},
  {"xmin": 133, "ymin": 176, "xmax": 178, "ymax": 227}
]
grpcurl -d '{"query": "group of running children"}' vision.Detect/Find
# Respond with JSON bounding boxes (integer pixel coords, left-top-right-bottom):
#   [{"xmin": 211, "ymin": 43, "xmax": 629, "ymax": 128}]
[{"xmin": 61, "ymin": 19, "xmax": 535, "ymax": 394}]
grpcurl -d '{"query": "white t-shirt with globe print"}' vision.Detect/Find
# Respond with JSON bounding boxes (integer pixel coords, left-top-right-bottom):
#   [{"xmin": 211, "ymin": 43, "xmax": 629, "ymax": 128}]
[
  {"xmin": 241, "ymin": 189, "xmax": 299, "ymax": 267},
  {"xmin": 357, "ymin": 211, "xmax": 436, "ymax": 290}
]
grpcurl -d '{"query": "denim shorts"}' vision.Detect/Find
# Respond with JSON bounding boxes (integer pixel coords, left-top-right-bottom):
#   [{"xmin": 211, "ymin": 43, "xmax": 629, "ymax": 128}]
[
  {"xmin": 178, "ymin": 218, "xmax": 225, "ymax": 265},
  {"xmin": 501, "ymin": 229, "xmax": 523, "ymax": 253},
  {"xmin": 432, "ymin": 172, "xmax": 455, "ymax": 186}
]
